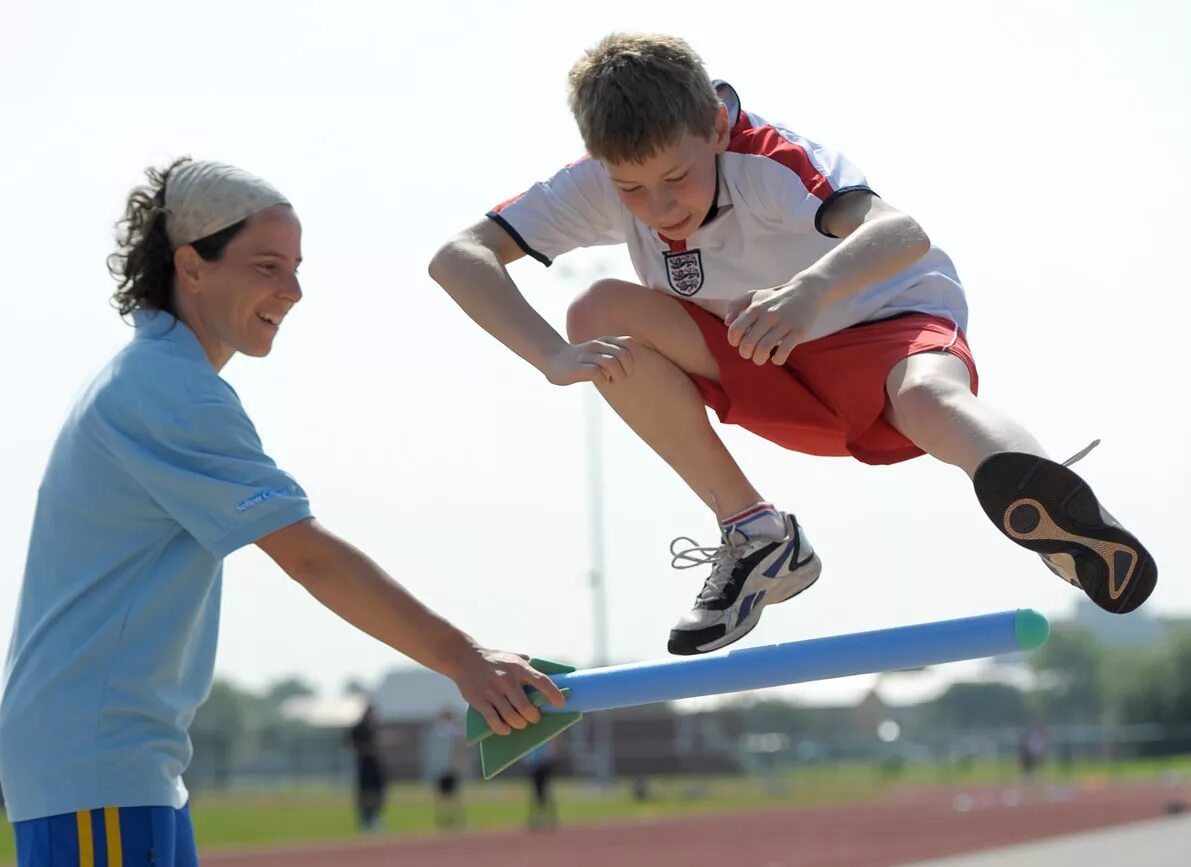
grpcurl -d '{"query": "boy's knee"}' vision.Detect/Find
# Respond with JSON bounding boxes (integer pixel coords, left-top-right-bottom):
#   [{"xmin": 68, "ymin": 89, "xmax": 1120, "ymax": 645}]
[
  {"xmin": 566, "ymin": 279, "xmax": 635, "ymax": 342},
  {"xmin": 888, "ymin": 372, "xmax": 968, "ymax": 422},
  {"xmin": 886, "ymin": 352, "xmax": 973, "ymax": 418}
]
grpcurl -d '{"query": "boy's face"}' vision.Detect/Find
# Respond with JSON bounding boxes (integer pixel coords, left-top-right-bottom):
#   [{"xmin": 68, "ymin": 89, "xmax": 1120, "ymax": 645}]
[{"xmin": 604, "ymin": 105, "xmax": 731, "ymax": 241}]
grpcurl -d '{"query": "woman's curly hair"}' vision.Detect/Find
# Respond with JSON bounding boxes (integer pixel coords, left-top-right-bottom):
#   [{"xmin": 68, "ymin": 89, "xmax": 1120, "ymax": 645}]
[
  {"xmin": 107, "ymin": 157, "xmax": 191, "ymax": 317},
  {"xmin": 107, "ymin": 157, "xmax": 246, "ymax": 318}
]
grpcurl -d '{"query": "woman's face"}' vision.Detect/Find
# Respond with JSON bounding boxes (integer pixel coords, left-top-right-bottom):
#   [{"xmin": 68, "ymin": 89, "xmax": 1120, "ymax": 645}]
[{"xmin": 176, "ymin": 205, "xmax": 303, "ymax": 369}]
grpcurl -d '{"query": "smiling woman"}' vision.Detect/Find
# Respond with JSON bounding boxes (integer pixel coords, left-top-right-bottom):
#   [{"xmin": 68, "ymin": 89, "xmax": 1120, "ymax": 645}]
[
  {"xmin": 0, "ymin": 158, "xmax": 566, "ymax": 867},
  {"xmin": 107, "ymin": 159, "xmax": 302, "ymax": 369}
]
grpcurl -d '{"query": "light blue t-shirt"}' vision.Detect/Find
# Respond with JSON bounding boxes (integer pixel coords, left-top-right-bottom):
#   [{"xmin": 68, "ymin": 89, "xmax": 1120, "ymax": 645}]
[{"xmin": 0, "ymin": 311, "xmax": 312, "ymax": 821}]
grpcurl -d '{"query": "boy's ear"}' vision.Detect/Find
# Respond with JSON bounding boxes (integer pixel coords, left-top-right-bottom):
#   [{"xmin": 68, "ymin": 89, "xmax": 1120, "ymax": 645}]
[{"xmin": 714, "ymin": 103, "xmax": 732, "ymax": 152}]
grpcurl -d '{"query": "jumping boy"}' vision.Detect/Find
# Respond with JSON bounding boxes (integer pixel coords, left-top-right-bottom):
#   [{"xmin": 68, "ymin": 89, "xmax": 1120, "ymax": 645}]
[{"xmin": 429, "ymin": 33, "xmax": 1156, "ymax": 656}]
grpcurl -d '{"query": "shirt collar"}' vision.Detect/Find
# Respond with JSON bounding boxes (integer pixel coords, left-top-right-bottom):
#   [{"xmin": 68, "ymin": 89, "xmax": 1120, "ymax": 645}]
[
  {"xmin": 132, "ymin": 309, "xmax": 210, "ymax": 363},
  {"xmin": 699, "ymin": 156, "xmax": 727, "ymax": 228},
  {"xmin": 701, "ymin": 78, "xmax": 742, "ymax": 228}
]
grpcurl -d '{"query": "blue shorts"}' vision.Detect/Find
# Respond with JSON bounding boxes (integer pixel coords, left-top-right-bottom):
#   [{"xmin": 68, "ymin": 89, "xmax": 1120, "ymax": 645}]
[{"xmin": 14, "ymin": 804, "xmax": 197, "ymax": 867}]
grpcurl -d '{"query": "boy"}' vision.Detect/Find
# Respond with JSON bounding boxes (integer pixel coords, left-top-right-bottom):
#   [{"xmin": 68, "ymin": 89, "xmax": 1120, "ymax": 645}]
[{"xmin": 428, "ymin": 33, "xmax": 1156, "ymax": 656}]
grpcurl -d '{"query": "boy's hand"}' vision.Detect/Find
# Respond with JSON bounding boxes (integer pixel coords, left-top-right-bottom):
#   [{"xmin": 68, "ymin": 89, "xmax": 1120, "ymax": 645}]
[
  {"xmin": 725, "ymin": 280, "xmax": 828, "ymax": 366},
  {"xmin": 446, "ymin": 648, "xmax": 568, "ymax": 735},
  {"xmin": 543, "ymin": 337, "xmax": 636, "ymax": 386}
]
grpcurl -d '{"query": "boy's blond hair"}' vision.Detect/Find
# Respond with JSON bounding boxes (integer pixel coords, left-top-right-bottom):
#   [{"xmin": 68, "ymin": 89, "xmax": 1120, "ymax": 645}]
[{"xmin": 567, "ymin": 33, "xmax": 720, "ymax": 165}]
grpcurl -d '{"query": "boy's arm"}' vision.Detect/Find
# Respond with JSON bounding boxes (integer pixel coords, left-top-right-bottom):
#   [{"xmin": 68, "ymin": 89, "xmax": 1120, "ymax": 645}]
[
  {"xmin": 428, "ymin": 219, "xmax": 633, "ymax": 386},
  {"xmin": 257, "ymin": 516, "xmax": 566, "ymax": 736},
  {"xmin": 808, "ymin": 191, "xmax": 930, "ymax": 300},
  {"xmin": 726, "ymin": 192, "xmax": 930, "ymax": 365}
]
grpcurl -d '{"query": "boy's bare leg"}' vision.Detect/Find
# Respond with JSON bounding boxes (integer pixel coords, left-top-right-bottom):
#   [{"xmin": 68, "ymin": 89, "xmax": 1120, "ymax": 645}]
[
  {"xmin": 885, "ymin": 350, "xmax": 1156, "ymax": 613},
  {"xmin": 567, "ymin": 279, "xmax": 764, "ymax": 521},
  {"xmin": 883, "ymin": 351, "xmax": 1048, "ymax": 477},
  {"xmin": 570, "ymin": 279, "xmax": 823, "ymax": 654}
]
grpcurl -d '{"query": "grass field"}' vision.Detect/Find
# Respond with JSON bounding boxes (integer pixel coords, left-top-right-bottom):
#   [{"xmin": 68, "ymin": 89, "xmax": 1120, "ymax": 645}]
[{"xmin": 2, "ymin": 756, "xmax": 1188, "ymax": 863}]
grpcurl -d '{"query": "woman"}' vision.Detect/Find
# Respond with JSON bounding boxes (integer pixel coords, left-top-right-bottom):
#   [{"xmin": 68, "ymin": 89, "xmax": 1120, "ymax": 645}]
[{"xmin": 0, "ymin": 158, "xmax": 563, "ymax": 866}]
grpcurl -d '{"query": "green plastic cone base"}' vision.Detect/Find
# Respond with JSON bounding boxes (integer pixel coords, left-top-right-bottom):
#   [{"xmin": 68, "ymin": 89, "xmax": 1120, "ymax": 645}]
[
  {"xmin": 465, "ymin": 657, "xmax": 577, "ymax": 745},
  {"xmin": 465, "ymin": 657, "xmax": 582, "ymax": 777},
  {"xmin": 479, "ymin": 709, "xmax": 584, "ymax": 779}
]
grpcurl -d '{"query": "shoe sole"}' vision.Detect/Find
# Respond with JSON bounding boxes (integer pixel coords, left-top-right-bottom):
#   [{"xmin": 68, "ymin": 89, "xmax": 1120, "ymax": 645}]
[
  {"xmin": 668, "ymin": 554, "xmax": 823, "ymax": 655},
  {"xmin": 973, "ymin": 452, "xmax": 1156, "ymax": 613}
]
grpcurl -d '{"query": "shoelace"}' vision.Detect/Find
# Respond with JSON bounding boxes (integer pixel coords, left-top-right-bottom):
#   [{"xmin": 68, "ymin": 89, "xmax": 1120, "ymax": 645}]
[
  {"xmin": 670, "ymin": 535, "xmax": 745, "ymax": 604},
  {"xmin": 1062, "ymin": 439, "xmax": 1100, "ymax": 467}
]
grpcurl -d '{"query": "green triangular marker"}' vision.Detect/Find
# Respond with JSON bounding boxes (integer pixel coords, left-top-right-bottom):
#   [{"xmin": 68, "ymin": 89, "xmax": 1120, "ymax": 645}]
[
  {"xmin": 463, "ymin": 658, "xmax": 583, "ymax": 779},
  {"xmin": 527, "ymin": 658, "xmax": 579, "ymax": 676},
  {"xmin": 465, "ymin": 686, "xmax": 574, "ymax": 745},
  {"xmin": 465, "ymin": 704, "xmax": 495, "ymax": 746},
  {"xmin": 479, "ymin": 708, "xmax": 584, "ymax": 779}
]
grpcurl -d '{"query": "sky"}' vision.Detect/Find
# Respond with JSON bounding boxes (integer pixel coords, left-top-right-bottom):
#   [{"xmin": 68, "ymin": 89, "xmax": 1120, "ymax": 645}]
[{"xmin": 1, "ymin": 0, "xmax": 1188, "ymax": 711}]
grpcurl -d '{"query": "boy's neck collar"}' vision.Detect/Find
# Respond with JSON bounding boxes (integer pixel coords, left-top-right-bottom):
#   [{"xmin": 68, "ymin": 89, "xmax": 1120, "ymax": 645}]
[{"xmin": 699, "ymin": 156, "xmax": 724, "ymax": 228}]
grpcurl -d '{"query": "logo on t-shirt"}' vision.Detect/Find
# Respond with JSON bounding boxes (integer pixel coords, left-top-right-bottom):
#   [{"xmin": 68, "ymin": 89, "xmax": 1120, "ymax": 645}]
[
  {"xmin": 664, "ymin": 249, "xmax": 704, "ymax": 296},
  {"xmin": 236, "ymin": 484, "xmax": 305, "ymax": 513}
]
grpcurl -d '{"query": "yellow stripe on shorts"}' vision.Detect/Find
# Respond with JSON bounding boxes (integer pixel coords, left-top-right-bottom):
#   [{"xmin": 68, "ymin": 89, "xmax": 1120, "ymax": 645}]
[
  {"xmin": 75, "ymin": 810, "xmax": 94, "ymax": 867},
  {"xmin": 104, "ymin": 807, "xmax": 124, "ymax": 867}
]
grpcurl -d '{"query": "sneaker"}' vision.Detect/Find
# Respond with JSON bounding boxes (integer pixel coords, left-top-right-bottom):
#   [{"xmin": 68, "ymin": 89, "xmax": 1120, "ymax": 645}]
[
  {"xmin": 973, "ymin": 440, "xmax": 1157, "ymax": 613},
  {"xmin": 667, "ymin": 513, "xmax": 821, "ymax": 655}
]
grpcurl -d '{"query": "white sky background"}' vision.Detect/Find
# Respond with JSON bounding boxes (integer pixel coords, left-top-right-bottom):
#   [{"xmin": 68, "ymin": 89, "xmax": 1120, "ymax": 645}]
[{"xmin": 1, "ymin": 0, "xmax": 1187, "ymax": 709}]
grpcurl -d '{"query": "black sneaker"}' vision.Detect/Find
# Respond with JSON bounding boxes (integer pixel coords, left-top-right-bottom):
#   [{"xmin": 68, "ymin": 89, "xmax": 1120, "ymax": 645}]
[
  {"xmin": 667, "ymin": 513, "xmax": 821, "ymax": 655},
  {"xmin": 973, "ymin": 442, "xmax": 1157, "ymax": 613}
]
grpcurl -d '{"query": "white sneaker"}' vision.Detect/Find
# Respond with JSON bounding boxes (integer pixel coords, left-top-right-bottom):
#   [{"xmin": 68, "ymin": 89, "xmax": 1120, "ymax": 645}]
[{"xmin": 667, "ymin": 513, "xmax": 821, "ymax": 655}]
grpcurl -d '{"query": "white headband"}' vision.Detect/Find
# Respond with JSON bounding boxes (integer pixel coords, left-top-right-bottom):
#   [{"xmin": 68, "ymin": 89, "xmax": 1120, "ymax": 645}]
[{"xmin": 164, "ymin": 160, "xmax": 289, "ymax": 248}]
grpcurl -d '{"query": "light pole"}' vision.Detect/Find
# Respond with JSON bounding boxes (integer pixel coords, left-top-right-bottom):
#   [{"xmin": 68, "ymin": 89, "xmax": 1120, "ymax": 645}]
[
  {"xmin": 586, "ymin": 387, "xmax": 610, "ymax": 670},
  {"xmin": 559, "ymin": 259, "xmax": 615, "ymax": 783},
  {"xmin": 586, "ymin": 385, "xmax": 614, "ymax": 783}
]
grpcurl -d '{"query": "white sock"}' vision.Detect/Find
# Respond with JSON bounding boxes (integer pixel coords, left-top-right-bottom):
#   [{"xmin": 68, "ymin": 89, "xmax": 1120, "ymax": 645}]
[{"xmin": 720, "ymin": 502, "xmax": 786, "ymax": 543}]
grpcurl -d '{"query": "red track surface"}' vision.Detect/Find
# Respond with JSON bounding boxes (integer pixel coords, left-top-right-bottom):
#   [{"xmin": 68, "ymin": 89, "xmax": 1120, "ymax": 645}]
[{"xmin": 203, "ymin": 782, "xmax": 1187, "ymax": 867}]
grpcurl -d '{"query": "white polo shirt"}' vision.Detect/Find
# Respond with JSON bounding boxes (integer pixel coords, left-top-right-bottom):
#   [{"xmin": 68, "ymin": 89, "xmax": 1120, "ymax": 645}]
[{"xmin": 488, "ymin": 82, "xmax": 967, "ymax": 341}]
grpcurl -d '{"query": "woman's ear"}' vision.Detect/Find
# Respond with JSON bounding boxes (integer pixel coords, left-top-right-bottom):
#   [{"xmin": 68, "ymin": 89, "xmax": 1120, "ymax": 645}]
[{"xmin": 174, "ymin": 245, "xmax": 203, "ymax": 294}]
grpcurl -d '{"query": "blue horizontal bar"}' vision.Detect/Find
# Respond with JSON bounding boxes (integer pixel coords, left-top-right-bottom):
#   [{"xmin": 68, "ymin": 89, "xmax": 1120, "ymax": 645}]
[{"xmin": 545, "ymin": 609, "xmax": 1040, "ymax": 714}]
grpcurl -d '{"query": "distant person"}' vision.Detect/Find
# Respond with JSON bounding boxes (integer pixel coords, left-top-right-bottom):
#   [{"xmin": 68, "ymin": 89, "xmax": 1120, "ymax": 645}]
[
  {"xmin": 1018, "ymin": 725, "xmax": 1048, "ymax": 780},
  {"xmin": 346, "ymin": 704, "xmax": 386, "ymax": 832},
  {"xmin": 0, "ymin": 158, "xmax": 565, "ymax": 867},
  {"xmin": 425, "ymin": 706, "xmax": 468, "ymax": 829},
  {"xmin": 429, "ymin": 32, "xmax": 1156, "ymax": 657},
  {"xmin": 1057, "ymin": 738, "xmax": 1075, "ymax": 774},
  {"xmin": 524, "ymin": 741, "xmax": 559, "ymax": 830}
]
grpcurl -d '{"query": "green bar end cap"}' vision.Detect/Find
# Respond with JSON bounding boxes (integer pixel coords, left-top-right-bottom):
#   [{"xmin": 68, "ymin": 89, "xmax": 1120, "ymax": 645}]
[{"xmin": 1014, "ymin": 608, "xmax": 1050, "ymax": 650}]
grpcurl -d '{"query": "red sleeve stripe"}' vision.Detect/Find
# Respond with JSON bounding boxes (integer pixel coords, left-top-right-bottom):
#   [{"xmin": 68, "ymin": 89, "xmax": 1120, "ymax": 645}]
[
  {"xmin": 488, "ymin": 192, "xmax": 521, "ymax": 211},
  {"xmin": 491, "ymin": 193, "xmax": 523, "ymax": 213},
  {"xmin": 491, "ymin": 154, "xmax": 590, "ymax": 213},
  {"xmin": 728, "ymin": 123, "xmax": 835, "ymax": 202}
]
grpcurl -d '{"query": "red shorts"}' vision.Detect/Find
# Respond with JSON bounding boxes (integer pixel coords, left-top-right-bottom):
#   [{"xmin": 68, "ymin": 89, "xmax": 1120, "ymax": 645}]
[{"xmin": 680, "ymin": 302, "xmax": 979, "ymax": 465}]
